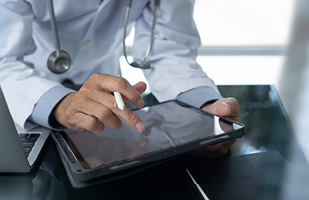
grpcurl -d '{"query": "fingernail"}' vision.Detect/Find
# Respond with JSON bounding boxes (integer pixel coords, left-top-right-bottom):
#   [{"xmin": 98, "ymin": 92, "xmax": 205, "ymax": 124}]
[
  {"xmin": 137, "ymin": 99, "xmax": 144, "ymax": 108},
  {"xmin": 136, "ymin": 121, "xmax": 146, "ymax": 132}
]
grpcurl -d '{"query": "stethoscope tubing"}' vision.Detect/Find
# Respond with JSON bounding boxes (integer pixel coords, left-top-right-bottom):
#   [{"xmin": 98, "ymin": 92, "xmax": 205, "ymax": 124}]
[
  {"xmin": 48, "ymin": 0, "xmax": 61, "ymax": 55},
  {"xmin": 48, "ymin": 0, "xmax": 160, "ymax": 74}
]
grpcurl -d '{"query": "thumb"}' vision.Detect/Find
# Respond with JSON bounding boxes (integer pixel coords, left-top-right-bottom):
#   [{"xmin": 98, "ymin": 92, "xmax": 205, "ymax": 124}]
[
  {"xmin": 206, "ymin": 98, "xmax": 239, "ymax": 121},
  {"xmin": 207, "ymin": 99, "xmax": 231, "ymax": 117}
]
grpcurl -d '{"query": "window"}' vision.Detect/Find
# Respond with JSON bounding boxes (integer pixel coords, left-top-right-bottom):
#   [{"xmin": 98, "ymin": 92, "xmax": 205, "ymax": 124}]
[
  {"xmin": 194, "ymin": 0, "xmax": 296, "ymax": 46},
  {"xmin": 121, "ymin": 0, "xmax": 296, "ymax": 88}
]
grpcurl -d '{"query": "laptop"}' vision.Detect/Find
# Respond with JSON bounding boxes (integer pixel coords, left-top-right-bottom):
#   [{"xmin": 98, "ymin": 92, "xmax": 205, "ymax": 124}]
[
  {"xmin": 51, "ymin": 100, "xmax": 245, "ymax": 188},
  {"xmin": 0, "ymin": 87, "xmax": 51, "ymax": 173}
]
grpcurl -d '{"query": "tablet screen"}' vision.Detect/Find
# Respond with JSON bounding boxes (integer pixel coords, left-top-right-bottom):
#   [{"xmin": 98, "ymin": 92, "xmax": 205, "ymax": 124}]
[{"xmin": 62, "ymin": 101, "xmax": 243, "ymax": 169}]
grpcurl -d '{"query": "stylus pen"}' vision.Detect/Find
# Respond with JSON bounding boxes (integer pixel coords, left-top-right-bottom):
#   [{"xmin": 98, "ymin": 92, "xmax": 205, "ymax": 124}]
[
  {"xmin": 186, "ymin": 168, "xmax": 209, "ymax": 200},
  {"xmin": 114, "ymin": 92, "xmax": 125, "ymax": 110}
]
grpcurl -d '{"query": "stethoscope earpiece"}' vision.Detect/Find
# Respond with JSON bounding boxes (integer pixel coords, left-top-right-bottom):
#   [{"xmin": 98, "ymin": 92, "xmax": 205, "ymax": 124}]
[{"xmin": 47, "ymin": 50, "xmax": 71, "ymax": 74}]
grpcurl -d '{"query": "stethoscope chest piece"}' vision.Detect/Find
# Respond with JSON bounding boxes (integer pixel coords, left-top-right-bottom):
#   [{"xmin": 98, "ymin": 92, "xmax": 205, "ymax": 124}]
[
  {"xmin": 47, "ymin": 50, "xmax": 71, "ymax": 74},
  {"xmin": 47, "ymin": 0, "xmax": 160, "ymax": 73}
]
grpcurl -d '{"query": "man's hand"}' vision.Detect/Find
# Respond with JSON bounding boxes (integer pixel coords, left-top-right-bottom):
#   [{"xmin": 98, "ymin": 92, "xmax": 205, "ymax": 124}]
[
  {"xmin": 52, "ymin": 73, "xmax": 147, "ymax": 134},
  {"xmin": 192, "ymin": 97, "xmax": 240, "ymax": 158}
]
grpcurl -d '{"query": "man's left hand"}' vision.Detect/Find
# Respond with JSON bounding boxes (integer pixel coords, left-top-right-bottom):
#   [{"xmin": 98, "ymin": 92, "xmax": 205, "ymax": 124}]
[{"xmin": 192, "ymin": 97, "xmax": 240, "ymax": 158}]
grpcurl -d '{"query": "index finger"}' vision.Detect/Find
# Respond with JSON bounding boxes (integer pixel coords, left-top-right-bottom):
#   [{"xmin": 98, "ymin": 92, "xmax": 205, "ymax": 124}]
[{"xmin": 115, "ymin": 105, "xmax": 147, "ymax": 132}]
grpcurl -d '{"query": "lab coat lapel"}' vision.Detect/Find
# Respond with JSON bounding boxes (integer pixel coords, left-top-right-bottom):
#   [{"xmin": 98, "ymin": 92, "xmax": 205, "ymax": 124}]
[{"xmin": 81, "ymin": 0, "xmax": 113, "ymax": 40}]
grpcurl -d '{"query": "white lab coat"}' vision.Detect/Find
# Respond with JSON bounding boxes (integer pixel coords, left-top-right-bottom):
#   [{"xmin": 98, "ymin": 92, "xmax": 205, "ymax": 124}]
[{"xmin": 0, "ymin": 0, "xmax": 219, "ymax": 129}]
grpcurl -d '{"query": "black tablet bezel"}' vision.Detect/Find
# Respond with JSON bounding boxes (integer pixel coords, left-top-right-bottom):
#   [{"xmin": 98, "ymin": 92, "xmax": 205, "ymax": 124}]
[{"xmin": 51, "ymin": 100, "xmax": 245, "ymax": 187}]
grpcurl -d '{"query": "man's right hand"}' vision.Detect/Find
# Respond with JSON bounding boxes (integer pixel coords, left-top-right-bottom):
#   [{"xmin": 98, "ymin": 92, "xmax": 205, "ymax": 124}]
[{"xmin": 52, "ymin": 73, "xmax": 147, "ymax": 134}]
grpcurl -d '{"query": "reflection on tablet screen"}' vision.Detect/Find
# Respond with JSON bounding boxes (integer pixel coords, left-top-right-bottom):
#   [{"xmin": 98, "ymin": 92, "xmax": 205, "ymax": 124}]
[{"xmin": 62, "ymin": 101, "xmax": 239, "ymax": 169}]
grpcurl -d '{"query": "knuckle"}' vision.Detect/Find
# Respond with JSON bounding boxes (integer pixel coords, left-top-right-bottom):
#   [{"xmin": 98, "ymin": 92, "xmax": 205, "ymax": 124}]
[
  {"xmin": 85, "ymin": 117, "xmax": 98, "ymax": 131},
  {"xmin": 90, "ymin": 73, "xmax": 103, "ymax": 80},
  {"xmin": 65, "ymin": 117, "xmax": 84, "ymax": 132},
  {"xmin": 127, "ymin": 113, "xmax": 139, "ymax": 125},
  {"xmin": 114, "ymin": 77, "xmax": 128, "ymax": 90},
  {"xmin": 109, "ymin": 98, "xmax": 119, "ymax": 110},
  {"xmin": 79, "ymin": 82, "xmax": 91, "ymax": 93},
  {"xmin": 102, "ymin": 95, "xmax": 118, "ymax": 110},
  {"xmin": 88, "ymin": 73, "xmax": 107, "ymax": 87},
  {"xmin": 68, "ymin": 123, "xmax": 85, "ymax": 132},
  {"xmin": 99, "ymin": 106, "xmax": 113, "ymax": 121}
]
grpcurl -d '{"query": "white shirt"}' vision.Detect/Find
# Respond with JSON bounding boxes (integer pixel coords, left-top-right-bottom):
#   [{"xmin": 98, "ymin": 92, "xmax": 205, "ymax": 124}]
[{"xmin": 0, "ymin": 0, "xmax": 221, "ymax": 129}]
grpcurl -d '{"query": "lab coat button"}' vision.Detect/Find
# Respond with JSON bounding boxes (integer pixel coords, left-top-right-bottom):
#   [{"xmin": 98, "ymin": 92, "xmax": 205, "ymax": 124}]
[{"xmin": 82, "ymin": 41, "xmax": 91, "ymax": 49}]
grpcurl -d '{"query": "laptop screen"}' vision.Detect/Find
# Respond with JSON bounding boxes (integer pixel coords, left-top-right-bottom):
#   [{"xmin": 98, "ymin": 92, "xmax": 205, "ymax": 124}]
[{"xmin": 62, "ymin": 101, "xmax": 241, "ymax": 169}]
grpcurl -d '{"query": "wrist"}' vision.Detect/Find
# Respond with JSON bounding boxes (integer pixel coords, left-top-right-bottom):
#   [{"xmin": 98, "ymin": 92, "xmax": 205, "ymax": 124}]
[{"xmin": 50, "ymin": 92, "xmax": 75, "ymax": 128}]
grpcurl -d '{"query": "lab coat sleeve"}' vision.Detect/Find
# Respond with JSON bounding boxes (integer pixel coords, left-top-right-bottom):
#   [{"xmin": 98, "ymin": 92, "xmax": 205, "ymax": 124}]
[
  {"xmin": 0, "ymin": 1, "xmax": 62, "ymax": 129},
  {"xmin": 30, "ymin": 86, "xmax": 75, "ymax": 130},
  {"xmin": 176, "ymin": 86, "xmax": 223, "ymax": 109},
  {"xmin": 133, "ymin": 0, "xmax": 221, "ymax": 102}
]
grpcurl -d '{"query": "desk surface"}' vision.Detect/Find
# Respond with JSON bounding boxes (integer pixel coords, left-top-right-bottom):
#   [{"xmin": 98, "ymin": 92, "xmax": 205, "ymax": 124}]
[{"xmin": 1, "ymin": 85, "xmax": 309, "ymax": 200}]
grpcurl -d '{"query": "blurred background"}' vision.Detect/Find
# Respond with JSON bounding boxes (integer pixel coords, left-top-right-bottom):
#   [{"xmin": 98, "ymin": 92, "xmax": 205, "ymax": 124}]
[{"xmin": 120, "ymin": 0, "xmax": 309, "ymax": 163}]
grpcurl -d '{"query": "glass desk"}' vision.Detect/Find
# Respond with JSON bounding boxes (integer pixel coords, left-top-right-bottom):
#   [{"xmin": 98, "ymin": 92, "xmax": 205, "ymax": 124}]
[{"xmin": 1, "ymin": 85, "xmax": 308, "ymax": 200}]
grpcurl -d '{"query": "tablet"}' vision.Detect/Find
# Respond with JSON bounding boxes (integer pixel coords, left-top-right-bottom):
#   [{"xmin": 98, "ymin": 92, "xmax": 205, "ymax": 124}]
[{"xmin": 51, "ymin": 100, "xmax": 245, "ymax": 187}]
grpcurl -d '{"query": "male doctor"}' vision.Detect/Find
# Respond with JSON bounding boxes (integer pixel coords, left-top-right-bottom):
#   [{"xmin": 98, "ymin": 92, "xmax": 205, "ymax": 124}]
[{"xmin": 0, "ymin": 0, "xmax": 239, "ymax": 158}]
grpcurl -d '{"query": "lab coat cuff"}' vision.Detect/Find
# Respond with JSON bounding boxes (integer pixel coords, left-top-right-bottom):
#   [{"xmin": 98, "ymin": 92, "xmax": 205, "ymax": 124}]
[
  {"xmin": 176, "ymin": 86, "xmax": 223, "ymax": 109},
  {"xmin": 29, "ymin": 86, "xmax": 75, "ymax": 130}
]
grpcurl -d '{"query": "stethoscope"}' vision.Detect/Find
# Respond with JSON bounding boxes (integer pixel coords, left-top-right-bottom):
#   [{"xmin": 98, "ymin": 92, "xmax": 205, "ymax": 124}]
[{"xmin": 47, "ymin": 0, "xmax": 160, "ymax": 74}]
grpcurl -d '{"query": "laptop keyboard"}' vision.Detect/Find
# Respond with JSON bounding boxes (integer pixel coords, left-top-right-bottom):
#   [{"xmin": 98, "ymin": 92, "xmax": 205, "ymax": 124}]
[{"xmin": 19, "ymin": 133, "xmax": 40, "ymax": 158}]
